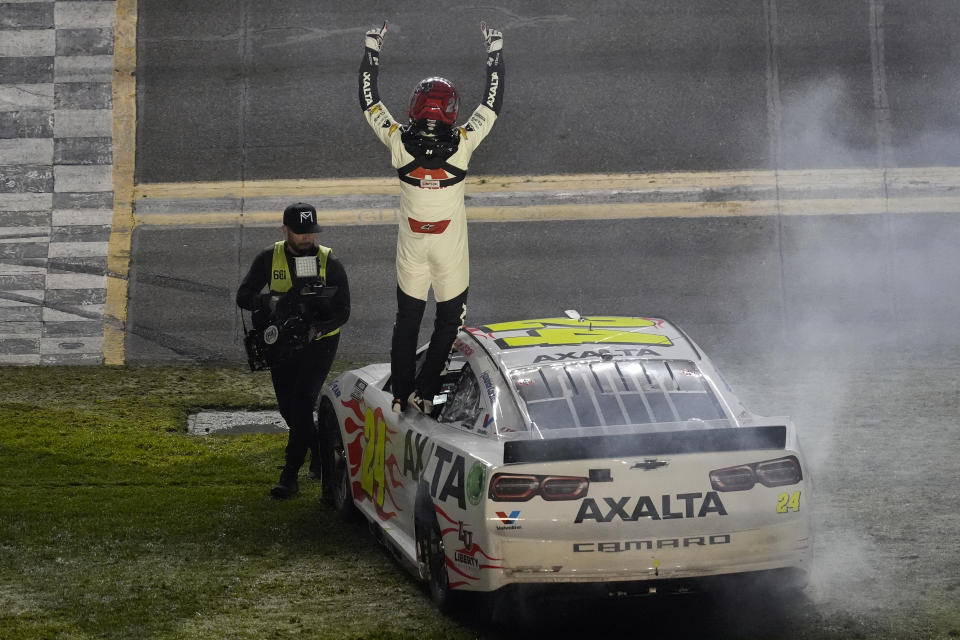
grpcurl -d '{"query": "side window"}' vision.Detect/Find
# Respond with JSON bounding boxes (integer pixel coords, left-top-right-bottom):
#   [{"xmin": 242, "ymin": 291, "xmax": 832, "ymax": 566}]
[{"xmin": 438, "ymin": 363, "xmax": 482, "ymax": 427}]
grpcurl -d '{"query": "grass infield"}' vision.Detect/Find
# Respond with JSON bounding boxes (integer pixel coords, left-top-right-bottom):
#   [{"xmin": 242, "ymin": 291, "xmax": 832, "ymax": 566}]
[
  {"xmin": 0, "ymin": 364, "xmax": 476, "ymax": 640},
  {"xmin": 3, "ymin": 363, "xmax": 958, "ymax": 639}
]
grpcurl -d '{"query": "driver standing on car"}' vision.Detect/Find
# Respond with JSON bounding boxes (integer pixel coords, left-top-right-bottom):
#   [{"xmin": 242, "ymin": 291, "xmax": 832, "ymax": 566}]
[
  {"xmin": 359, "ymin": 20, "xmax": 504, "ymax": 414},
  {"xmin": 236, "ymin": 203, "xmax": 351, "ymax": 499}
]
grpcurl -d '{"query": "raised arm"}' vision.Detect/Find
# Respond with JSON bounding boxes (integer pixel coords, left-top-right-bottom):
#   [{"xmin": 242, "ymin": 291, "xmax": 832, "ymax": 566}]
[
  {"xmin": 461, "ymin": 23, "xmax": 504, "ymax": 144},
  {"xmin": 358, "ymin": 21, "xmax": 388, "ymax": 111},
  {"xmin": 358, "ymin": 21, "xmax": 401, "ymax": 146},
  {"xmin": 480, "ymin": 22, "xmax": 504, "ymax": 115}
]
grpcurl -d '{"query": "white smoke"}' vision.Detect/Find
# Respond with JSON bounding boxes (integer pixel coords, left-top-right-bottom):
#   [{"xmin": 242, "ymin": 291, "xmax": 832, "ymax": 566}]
[{"xmin": 778, "ymin": 76, "xmax": 869, "ymax": 169}]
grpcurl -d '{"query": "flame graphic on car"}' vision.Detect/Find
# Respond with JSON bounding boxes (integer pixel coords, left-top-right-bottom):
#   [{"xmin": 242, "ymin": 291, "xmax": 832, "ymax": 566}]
[{"xmin": 340, "ymin": 397, "xmax": 403, "ymax": 521}]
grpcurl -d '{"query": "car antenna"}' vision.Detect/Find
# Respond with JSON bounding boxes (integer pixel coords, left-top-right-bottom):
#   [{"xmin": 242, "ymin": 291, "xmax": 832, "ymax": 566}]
[{"xmin": 565, "ymin": 309, "xmax": 589, "ymax": 330}]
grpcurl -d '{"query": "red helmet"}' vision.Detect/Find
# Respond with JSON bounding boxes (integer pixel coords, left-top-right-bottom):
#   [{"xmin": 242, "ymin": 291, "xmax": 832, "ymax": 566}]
[{"xmin": 407, "ymin": 77, "xmax": 460, "ymax": 126}]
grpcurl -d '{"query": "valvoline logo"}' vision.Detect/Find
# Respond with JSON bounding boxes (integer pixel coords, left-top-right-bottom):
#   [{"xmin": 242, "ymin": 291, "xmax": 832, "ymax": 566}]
[{"xmin": 496, "ymin": 510, "xmax": 520, "ymax": 525}]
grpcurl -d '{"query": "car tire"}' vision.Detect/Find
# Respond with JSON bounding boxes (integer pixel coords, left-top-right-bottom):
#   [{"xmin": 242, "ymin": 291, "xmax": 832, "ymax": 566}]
[
  {"xmin": 318, "ymin": 399, "xmax": 358, "ymax": 519},
  {"xmin": 416, "ymin": 514, "xmax": 458, "ymax": 612}
]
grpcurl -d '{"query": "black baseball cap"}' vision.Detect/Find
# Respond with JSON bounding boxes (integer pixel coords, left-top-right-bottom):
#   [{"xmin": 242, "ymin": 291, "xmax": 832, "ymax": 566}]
[{"xmin": 283, "ymin": 202, "xmax": 322, "ymax": 234}]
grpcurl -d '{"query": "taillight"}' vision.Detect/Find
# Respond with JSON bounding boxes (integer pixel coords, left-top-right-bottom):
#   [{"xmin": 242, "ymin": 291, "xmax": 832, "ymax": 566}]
[
  {"xmin": 710, "ymin": 456, "xmax": 802, "ymax": 492},
  {"xmin": 755, "ymin": 457, "xmax": 803, "ymax": 487},
  {"xmin": 710, "ymin": 465, "xmax": 756, "ymax": 491},
  {"xmin": 489, "ymin": 473, "xmax": 589, "ymax": 501},
  {"xmin": 540, "ymin": 476, "xmax": 590, "ymax": 501},
  {"xmin": 489, "ymin": 474, "xmax": 539, "ymax": 501}
]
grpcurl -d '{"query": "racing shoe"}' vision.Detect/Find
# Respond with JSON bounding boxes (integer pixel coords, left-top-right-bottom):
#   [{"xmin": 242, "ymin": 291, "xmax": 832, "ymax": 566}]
[
  {"xmin": 409, "ymin": 392, "xmax": 433, "ymax": 415},
  {"xmin": 270, "ymin": 468, "xmax": 299, "ymax": 499}
]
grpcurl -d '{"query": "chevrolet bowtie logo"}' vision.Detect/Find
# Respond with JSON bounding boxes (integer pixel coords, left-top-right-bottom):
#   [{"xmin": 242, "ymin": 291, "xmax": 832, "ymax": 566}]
[{"xmin": 631, "ymin": 459, "xmax": 669, "ymax": 471}]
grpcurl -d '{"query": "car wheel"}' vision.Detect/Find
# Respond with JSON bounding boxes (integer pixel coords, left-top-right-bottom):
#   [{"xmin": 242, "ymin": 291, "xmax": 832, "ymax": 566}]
[
  {"xmin": 417, "ymin": 515, "xmax": 457, "ymax": 612},
  {"xmin": 318, "ymin": 399, "xmax": 357, "ymax": 518}
]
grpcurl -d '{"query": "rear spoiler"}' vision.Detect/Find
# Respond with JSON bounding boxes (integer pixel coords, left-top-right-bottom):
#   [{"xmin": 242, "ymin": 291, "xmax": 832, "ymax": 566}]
[{"xmin": 502, "ymin": 426, "xmax": 786, "ymax": 464}]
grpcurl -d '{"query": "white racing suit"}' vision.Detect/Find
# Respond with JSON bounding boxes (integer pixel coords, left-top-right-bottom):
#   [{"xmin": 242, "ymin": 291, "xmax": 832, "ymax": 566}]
[{"xmin": 359, "ymin": 39, "xmax": 504, "ymax": 404}]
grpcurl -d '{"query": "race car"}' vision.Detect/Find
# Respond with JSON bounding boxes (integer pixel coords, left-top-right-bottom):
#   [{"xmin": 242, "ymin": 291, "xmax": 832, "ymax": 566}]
[{"xmin": 317, "ymin": 313, "xmax": 811, "ymax": 610}]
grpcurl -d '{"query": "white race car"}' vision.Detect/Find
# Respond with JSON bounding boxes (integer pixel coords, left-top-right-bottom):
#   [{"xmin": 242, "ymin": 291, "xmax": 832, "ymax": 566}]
[{"xmin": 318, "ymin": 314, "xmax": 811, "ymax": 610}]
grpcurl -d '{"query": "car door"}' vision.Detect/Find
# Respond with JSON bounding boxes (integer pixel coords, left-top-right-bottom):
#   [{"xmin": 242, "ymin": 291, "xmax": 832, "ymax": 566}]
[{"xmin": 377, "ymin": 340, "xmax": 481, "ymax": 543}]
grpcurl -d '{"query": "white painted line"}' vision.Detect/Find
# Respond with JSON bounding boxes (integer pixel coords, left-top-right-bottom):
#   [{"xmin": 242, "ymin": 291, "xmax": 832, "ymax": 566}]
[
  {"xmin": 40, "ymin": 336, "xmax": 104, "ymax": 355},
  {"xmin": 45, "ymin": 273, "xmax": 106, "ymax": 289},
  {"xmin": 0, "ymin": 226, "xmax": 52, "ymax": 239},
  {"xmin": 0, "ymin": 84, "xmax": 54, "ymax": 112},
  {"xmin": 0, "ymin": 292, "xmax": 44, "ymax": 308},
  {"xmin": 55, "ymin": 2, "xmax": 117, "ymax": 28},
  {"xmin": 0, "ymin": 354, "xmax": 41, "ymax": 365},
  {"xmin": 0, "ymin": 138, "xmax": 53, "ymax": 164},
  {"xmin": 53, "ymin": 208, "xmax": 114, "ymax": 225},
  {"xmin": 0, "ymin": 236, "xmax": 49, "ymax": 245},
  {"xmin": 0, "ymin": 193, "xmax": 53, "ymax": 211},
  {"xmin": 43, "ymin": 304, "xmax": 104, "ymax": 322},
  {"xmin": 0, "ymin": 30, "xmax": 56, "ymax": 57},
  {"xmin": 54, "ymin": 164, "xmax": 112, "ymax": 192},
  {"xmin": 47, "ymin": 241, "xmax": 109, "ymax": 257},
  {"xmin": 0, "ymin": 262, "xmax": 47, "ymax": 274},
  {"xmin": 52, "ymin": 109, "xmax": 112, "ymax": 138}
]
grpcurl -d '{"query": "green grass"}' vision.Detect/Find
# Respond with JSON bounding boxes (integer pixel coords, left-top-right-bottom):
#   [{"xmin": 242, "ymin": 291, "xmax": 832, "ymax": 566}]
[
  {"xmin": 2, "ymin": 363, "xmax": 958, "ymax": 639},
  {"xmin": 0, "ymin": 364, "xmax": 477, "ymax": 640}
]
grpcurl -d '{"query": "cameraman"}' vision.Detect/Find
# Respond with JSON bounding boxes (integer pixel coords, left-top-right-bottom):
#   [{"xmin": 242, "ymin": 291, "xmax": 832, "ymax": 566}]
[{"xmin": 236, "ymin": 203, "xmax": 350, "ymax": 499}]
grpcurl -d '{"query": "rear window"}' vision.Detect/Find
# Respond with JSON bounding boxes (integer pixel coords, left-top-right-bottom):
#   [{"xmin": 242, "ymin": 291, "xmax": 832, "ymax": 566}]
[{"xmin": 510, "ymin": 359, "xmax": 728, "ymax": 430}]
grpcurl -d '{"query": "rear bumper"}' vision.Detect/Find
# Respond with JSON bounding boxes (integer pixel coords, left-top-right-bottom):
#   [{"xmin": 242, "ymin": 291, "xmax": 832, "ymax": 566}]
[
  {"xmin": 467, "ymin": 521, "xmax": 811, "ymax": 591},
  {"xmin": 489, "ymin": 567, "xmax": 809, "ymax": 601}
]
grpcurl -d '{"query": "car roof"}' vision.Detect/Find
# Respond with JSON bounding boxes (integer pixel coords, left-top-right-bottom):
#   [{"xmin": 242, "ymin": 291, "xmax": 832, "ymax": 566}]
[{"xmin": 463, "ymin": 315, "xmax": 703, "ymax": 371}]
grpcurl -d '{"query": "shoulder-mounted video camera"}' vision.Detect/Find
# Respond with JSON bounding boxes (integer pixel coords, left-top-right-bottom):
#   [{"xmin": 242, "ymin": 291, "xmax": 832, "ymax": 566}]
[{"xmin": 244, "ymin": 255, "xmax": 338, "ymax": 371}]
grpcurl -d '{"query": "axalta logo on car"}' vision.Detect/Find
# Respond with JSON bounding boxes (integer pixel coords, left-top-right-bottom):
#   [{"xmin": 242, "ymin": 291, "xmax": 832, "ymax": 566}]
[
  {"xmin": 574, "ymin": 492, "xmax": 728, "ymax": 523},
  {"xmin": 533, "ymin": 348, "xmax": 662, "ymax": 362}
]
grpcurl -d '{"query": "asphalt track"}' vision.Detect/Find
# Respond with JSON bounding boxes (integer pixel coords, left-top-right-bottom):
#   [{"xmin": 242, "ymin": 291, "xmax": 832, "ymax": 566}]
[
  {"xmin": 135, "ymin": 0, "xmax": 960, "ymax": 181},
  {"xmin": 127, "ymin": 0, "xmax": 960, "ymax": 364},
  {"xmin": 124, "ymin": 2, "xmax": 959, "ymax": 637}
]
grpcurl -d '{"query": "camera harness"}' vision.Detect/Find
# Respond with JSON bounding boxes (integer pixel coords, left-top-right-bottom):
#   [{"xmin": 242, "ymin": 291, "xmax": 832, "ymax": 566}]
[{"xmin": 243, "ymin": 241, "xmax": 338, "ymax": 371}]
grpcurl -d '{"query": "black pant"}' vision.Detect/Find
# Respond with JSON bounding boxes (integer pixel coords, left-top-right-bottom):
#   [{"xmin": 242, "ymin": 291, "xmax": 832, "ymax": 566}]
[
  {"xmin": 270, "ymin": 334, "xmax": 339, "ymax": 474},
  {"xmin": 391, "ymin": 286, "xmax": 467, "ymax": 402}
]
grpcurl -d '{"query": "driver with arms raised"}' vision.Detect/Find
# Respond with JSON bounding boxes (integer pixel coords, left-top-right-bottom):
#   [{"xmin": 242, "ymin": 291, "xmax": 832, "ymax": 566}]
[{"xmin": 359, "ymin": 20, "xmax": 504, "ymax": 414}]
